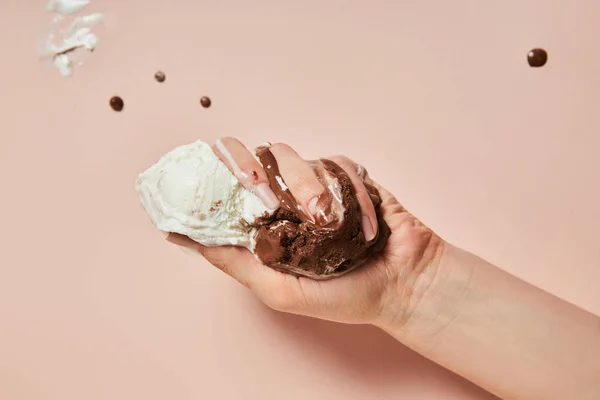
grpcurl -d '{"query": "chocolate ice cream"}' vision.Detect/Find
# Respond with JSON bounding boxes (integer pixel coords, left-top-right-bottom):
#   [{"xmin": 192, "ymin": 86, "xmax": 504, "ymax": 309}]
[{"xmin": 252, "ymin": 146, "xmax": 390, "ymax": 280}]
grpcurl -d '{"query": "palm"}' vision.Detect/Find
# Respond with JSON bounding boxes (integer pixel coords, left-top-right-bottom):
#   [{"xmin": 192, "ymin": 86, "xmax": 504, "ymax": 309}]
[
  {"xmin": 267, "ymin": 182, "xmax": 440, "ymax": 325},
  {"xmin": 174, "ymin": 178, "xmax": 440, "ymax": 326}
]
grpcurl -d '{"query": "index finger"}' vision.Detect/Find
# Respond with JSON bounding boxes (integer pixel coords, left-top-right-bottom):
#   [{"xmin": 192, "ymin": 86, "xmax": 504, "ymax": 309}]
[{"xmin": 166, "ymin": 233, "xmax": 278, "ymax": 290}]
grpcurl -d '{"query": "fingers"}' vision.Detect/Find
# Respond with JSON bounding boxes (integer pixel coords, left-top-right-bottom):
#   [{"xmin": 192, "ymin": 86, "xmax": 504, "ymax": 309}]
[
  {"xmin": 268, "ymin": 143, "xmax": 326, "ymax": 219},
  {"xmin": 330, "ymin": 156, "xmax": 378, "ymax": 241},
  {"xmin": 166, "ymin": 233, "xmax": 279, "ymax": 290},
  {"xmin": 166, "ymin": 233, "xmax": 309, "ymax": 312},
  {"xmin": 212, "ymin": 137, "xmax": 381, "ymax": 241},
  {"xmin": 363, "ymin": 176, "xmax": 404, "ymax": 211},
  {"xmin": 213, "ymin": 137, "xmax": 280, "ymax": 210}
]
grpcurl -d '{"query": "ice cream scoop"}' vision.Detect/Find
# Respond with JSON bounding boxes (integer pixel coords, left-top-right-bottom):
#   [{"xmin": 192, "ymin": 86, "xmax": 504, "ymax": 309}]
[
  {"xmin": 135, "ymin": 140, "xmax": 271, "ymax": 248},
  {"xmin": 135, "ymin": 140, "xmax": 390, "ymax": 279}
]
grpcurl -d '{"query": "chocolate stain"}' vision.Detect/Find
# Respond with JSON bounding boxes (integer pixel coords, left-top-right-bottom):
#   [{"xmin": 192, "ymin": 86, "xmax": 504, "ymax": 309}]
[
  {"xmin": 528, "ymin": 48, "xmax": 548, "ymax": 67},
  {"xmin": 109, "ymin": 96, "xmax": 124, "ymax": 112}
]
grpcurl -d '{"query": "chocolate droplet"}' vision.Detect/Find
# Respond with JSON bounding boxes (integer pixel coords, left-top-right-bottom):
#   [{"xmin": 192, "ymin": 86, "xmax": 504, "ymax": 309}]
[
  {"xmin": 154, "ymin": 70, "xmax": 166, "ymax": 82},
  {"xmin": 200, "ymin": 96, "xmax": 212, "ymax": 108},
  {"xmin": 527, "ymin": 48, "xmax": 548, "ymax": 68},
  {"xmin": 109, "ymin": 96, "xmax": 124, "ymax": 112}
]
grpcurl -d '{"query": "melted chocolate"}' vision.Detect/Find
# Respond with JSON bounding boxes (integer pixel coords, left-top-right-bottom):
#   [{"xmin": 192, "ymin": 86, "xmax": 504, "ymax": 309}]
[
  {"xmin": 252, "ymin": 146, "xmax": 390, "ymax": 279},
  {"xmin": 109, "ymin": 96, "xmax": 124, "ymax": 112},
  {"xmin": 255, "ymin": 147, "xmax": 338, "ymax": 227},
  {"xmin": 200, "ymin": 96, "xmax": 212, "ymax": 108},
  {"xmin": 528, "ymin": 48, "xmax": 548, "ymax": 67},
  {"xmin": 154, "ymin": 71, "xmax": 166, "ymax": 82}
]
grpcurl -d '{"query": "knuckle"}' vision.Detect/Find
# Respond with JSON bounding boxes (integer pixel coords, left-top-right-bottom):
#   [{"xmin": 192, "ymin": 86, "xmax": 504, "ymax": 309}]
[
  {"xmin": 341, "ymin": 155, "xmax": 357, "ymax": 166},
  {"xmin": 200, "ymin": 248, "xmax": 232, "ymax": 273},
  {"xmin": 262, "ymin": 286, "xmax": 297, "ymax": 312},
  {"xmin": 294, "ymin": 174, "xmax": 324, "ymax": 198},
  {"xmin": 330, "ymin": 155, "xmax": 363, "ymax": 178},
  {"xmin": 364, "ymin": 176, "xmax": 376, "ymax": 187},
  {"xmin": 330, "ymin": 155, "xmax": 353, "ymax": 167},
  {"xmin": 269, "ymin": 142, "xmax": 292, "ymax": 154},
  {"xmin": 220, "ymin": 136, "xmax": 238, "ymax": 144},
  {"xmin": 210, "ymin": 255, "xmax": 230, "ymax": 272},
  {"xmin": 288, "ymin": 171, "xmax": 311, "ymax": 187}
]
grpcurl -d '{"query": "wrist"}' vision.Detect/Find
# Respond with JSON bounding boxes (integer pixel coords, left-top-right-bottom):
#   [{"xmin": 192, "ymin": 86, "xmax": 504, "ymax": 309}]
[{"xmin": 375, "ymin": 240, "xmax": 474, "ymax": 348}]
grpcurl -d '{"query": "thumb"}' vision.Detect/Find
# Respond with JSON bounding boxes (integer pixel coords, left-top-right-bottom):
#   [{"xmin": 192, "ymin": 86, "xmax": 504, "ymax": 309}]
[
  {"xmin": 365, "ymin": 178, "xmax": 405, "ymax": 212},
  {"xmin": 166, "ymin": 233, "xmax": 285, "ymax": 294}
]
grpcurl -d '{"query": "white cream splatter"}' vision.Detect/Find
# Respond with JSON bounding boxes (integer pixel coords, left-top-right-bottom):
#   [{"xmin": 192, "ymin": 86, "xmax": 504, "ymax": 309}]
[
  {"xmin": 45, "ymin": 0, "xmax": 90, "ymax": 16},
  {"xmin": 39, "ymin": 0, "xmax": 104, "ymax": 77}
]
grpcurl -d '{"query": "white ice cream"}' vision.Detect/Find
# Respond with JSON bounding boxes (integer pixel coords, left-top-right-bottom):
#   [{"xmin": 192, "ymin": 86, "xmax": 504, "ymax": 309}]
[{"xmin": 135, "ymin": 140, "xmax": 271, "ymax": 249}]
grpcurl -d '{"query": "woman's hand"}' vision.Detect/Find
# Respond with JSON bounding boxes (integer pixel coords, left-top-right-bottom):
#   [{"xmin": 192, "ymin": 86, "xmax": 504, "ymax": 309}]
[
  {"xmin": 168, "ymin": 137, "xmax": 600, "ymax": 400},
  {"xmin": 167, "ymin": 137, "xmax": 444, "ymax": 327}
]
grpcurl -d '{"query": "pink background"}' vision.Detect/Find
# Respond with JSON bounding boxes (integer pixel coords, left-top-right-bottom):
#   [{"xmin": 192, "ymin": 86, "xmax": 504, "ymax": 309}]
[{"xmin": 1, "ymin": 1, "xmax": 599, "ymax": 399}]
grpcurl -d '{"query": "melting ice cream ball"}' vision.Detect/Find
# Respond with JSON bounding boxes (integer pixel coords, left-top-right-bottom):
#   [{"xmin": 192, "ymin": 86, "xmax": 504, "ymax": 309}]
[
  {"xmin": 135, "ymin": 140, "xmax": 271, "ymax": 248},
  {"xmin": 135, "ymin": 140, "xmax": 390, "ymax": 279}
]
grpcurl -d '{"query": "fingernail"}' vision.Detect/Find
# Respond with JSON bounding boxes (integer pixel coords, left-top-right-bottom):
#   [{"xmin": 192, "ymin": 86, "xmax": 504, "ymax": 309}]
[
  {"xmin": 362, "ymin": 215, "xmax": 376, "ymax": 241},
  {"xmin": 308, "ymin": 196, "xmax": 319, "ymax": 216},
  {"xmin": 254, "ymin": 182, "xmax": 280, "ymax": 210}
]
